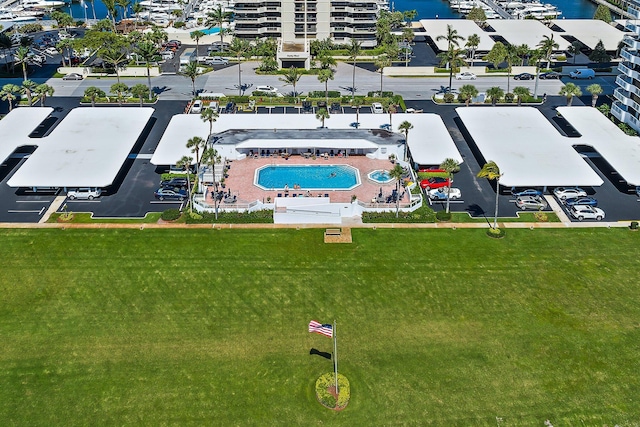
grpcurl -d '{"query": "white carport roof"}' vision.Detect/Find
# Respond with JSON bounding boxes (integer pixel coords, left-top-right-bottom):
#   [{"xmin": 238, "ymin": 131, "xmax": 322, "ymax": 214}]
[
  {"xmin": 487, "ymin": 19, "xmax": 571, "ymax": 51},
  {"xmin": 456, "ymin": 107, "xmax": 603, "ymax": 187},
  {"xmin": 551, "ymin": 19, "xmax": 626, "ymax": 50},
  {"xmin": 0, "ymin": 107, "xmax": 53, "ymax": 164},
  {"xmin": 557, "ymin": 106, "xmax": 640, "ymax": 186},
  {"xmin": 236, "ymin": 139, "xmax": 378, "ymax": 149},
  {"xmin": 151, "ymin": 113, "xmax": 462, "ymax": 166},
  {"xmin": 8, "ymin": 107, "xmax": 154, "ymax": 188},
  {"xmin": 419, "ymin": 19, "xmax": 494, "ymax": 51}
]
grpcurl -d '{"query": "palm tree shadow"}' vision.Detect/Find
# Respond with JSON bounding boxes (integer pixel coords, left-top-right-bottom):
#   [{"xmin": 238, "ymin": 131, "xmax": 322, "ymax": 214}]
[
  {"xmin": 310, "ymin": 348, "xmax": 332, "ymax": 360},
  {"xmin": 466, "ymin": 203, "xmax": 491, "ymax": 225}
]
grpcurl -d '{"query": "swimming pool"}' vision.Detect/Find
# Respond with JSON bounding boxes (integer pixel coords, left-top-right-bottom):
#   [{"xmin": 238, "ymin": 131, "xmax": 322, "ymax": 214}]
[
  {"xmin": 255, "ymin": 165, "xmax": 360, "ymax": 190},
  {"xmin": 194, "ymin": 27, "xmax": 221, "ymax": 36}
]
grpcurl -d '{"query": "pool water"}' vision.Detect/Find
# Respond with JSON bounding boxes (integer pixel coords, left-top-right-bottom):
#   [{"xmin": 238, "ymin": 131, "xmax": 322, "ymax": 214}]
[
  {"xmin": 255, "ymin": 165, "xmax": 360, "ymax": 190},
  {"xmin": 197, "ymin": 27, "xmax": 221, "ymax": 36},
  {"xmin": 368, "ymin": 169, "xmax": 392, "ymax": 183}
]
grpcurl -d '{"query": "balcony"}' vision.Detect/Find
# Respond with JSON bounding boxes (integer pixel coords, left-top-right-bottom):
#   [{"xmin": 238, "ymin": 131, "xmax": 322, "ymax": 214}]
[
  {"xmin": 616, "ymin": 75, "xmax": 635, "ymax": 92},
  {"xmin": 612, "ymin": 101, "xmax": 640, "ymax": 131},
  {"xmin": 621, "ymin": 48, "xmax": 640, "ymax": 66},
  {"xmin": 626, "ymin": 21, "xmax": 640, "ymax": 34},
  {"xmin": 614, "ymin": 87, "xmax": 640, "ymax": 113},
  {"xmin": 623, "ymin": 35, "xmax": 640, "ymax": 50},
  {"xmin": 618, "ymin": 62, "xmax": 640, "ymax": 81},
  {"xmin": 629, "ymin": 5, "xmax": 640, "ymax": 19}
]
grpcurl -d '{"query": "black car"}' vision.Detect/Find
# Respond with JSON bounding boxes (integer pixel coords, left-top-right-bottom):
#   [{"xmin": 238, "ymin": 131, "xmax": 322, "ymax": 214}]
[
  {"xmin": 160, "ymin": 177, "xmax": 188, "ymax": 188},
  {"xmin": 514, "ymin": 72, "xmax": 534, "ymax": 80},
  {"xmin": 540, "ymin": 72, "xmax": 562, "ymax": 80},
  {"xmin": 154, "ymin": 187, "xmax": 187, "ymax": 201}
]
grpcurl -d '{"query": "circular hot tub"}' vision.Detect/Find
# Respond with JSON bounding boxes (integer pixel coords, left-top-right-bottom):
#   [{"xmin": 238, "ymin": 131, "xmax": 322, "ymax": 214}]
[{"xmin": 368, "ymin": 169, "xmax": 393, "ymax": 184}]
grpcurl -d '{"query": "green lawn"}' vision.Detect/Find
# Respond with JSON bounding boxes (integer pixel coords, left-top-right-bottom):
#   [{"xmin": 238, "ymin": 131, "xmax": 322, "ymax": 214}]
[{"xmin": 1, "ymin": 229, "xmax": 639, "ymax": 426}]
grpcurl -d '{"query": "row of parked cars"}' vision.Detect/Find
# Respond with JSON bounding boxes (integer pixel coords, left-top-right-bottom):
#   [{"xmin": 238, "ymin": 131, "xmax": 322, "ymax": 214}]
[
  {"xmin": 154, "ymin": 177, "xmax": 190, "ymax": 201},
  {"xmin": 510, "ymin": 187, "xmax": 605, "ymax": 220}
]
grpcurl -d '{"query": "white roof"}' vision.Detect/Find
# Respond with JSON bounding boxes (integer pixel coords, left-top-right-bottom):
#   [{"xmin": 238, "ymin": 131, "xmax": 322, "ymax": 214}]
[
  {"xmin": 551, "ymin": 19, "xmax": 626, "ymax": 50},
  {"xmin": 456, "ymin": 107, "xmax": 603, "ymax": 187},
  {"xmin": 0, "ymin": 107, "xmax": 53, "ymax": 163},
  {"xmin": 236, "ymin": 139, "xmax": 378, "ymax": 149},
  {"xmin": 8, "ymin": 108, "xmax": 154, "ymax": 188},
  {"xmin": 419, "ymin": 19, "xmax": 494, "ymax": 51},
  {"xmin": 487, "ymin": 19, "xmax": 571, "ymax": 51},
  {"xmin": 151, "ymin": 113, "xmax": 462, "ymax": 166},
  {"xmin": 557, "ymin": 106, "xmax": 640, "ymax": 186}
]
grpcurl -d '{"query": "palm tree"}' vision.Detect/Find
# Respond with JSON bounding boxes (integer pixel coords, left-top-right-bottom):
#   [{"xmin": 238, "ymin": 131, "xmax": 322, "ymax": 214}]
[
  {"xmin": 346, "ymin": 39, "xmax": 362, "ymax": 99},
  {"xmin": 132, "ymin": 1, "xmax": 143, "ymax": 27},
  {"xmin": 353, "ymin": 97, "xmax": 363, "ymax": 128},
  {"xmin": 477, "ymin": 161, "xmax": 502, "ymax": 230},
  {"xmin": 440, "ymin": 158, "xmax": 460, "ymax": 214},
  {"xmin": 21, "ymin": 80, "xmax": 37, "ymax": 106},
  {"xmin": 530, "ymin": 48, "xmax": 544, "ymax": 99},
  {"xmin": 513, "ymin": 86, "xmax": 530, "ymax": 106},
  {"xmin": 559, "ymin": 83, "xmax": 582, "ymax": 106},
  {"xmin": 229, "ymin": 38, "xmax": 251, "ymax": 96},
  {"xmin": 374, "ymin": 54, "xmax": 392, "ymax": 94},
  {"xmin": 116, "ymin": 0, "xmax": 131, "ymax": 19},
  {"xmin": 103, "ymin": 0, "xmax": 118, "ymax": 29},
  {"xmin": 386, "ymin": 102, "xmax": 396, "ymax": 128},
  {"xmin": 486, "ymin": 86, "xmax": 504, "ymax": 106},
  {"xmin": 205, "ymin": 5, "xmax": 233, "ymax": 49},
  {"xmin": 15, "ymin": 46, "xmax": 30, "ymax": 82},
  {"xmin": 176, "ymin": 155, "xmax": 194, "ymax": 213},
  {"xmin": 398, "ymin": 120, "xmax": 413, "ymax": 161},
  {"xmin": 201, "ymin": 147, "xmax": 221, "ymax": 219},
  {"xmin": 436, "ymin": 24, "xmax": 464, "ymax": 51},
  {"xmin": 0, "ymin": 84, "xmax": 21, "ymax": 112},
  {"xmin": 437, "ymin": 46, "xmax": 467, "ymax": 91},
  {"xmin": 190, "ymin": 30, "xmax": 205, "ymax": 63},
  {"xmin": 537, "ymin": 34, "xmax": 558, "ymax": 69},
  {"xmin": 181, "ymin": 61, "xmax": 200, "ymax": 96},
  {"xmin": 586, "ymin": 83, "xmax": 603, "ymax": 107},
  {"xmin": 56, "ymin": 39, "xmax": 73, "ymax": 68},
  {"xmin": 135, "ymin": 41, "xmax": 158, "ymax": 96},
  {"xmin": 318, "ymin": 54, "xmax": 337, "ymax": 70},
  {"xmin": 389, "ymin": 163, "xmax": 404, "ymax": 218},
  {"xmin": 35, "ymin": 83, "xmax": 54, "ymax": 107},
  {"xmin": 317, "ymin": 68, "xmax": 334, "ymax": 103},
  {"xmin": 567, "ymin": 41, "xmax": 583, "ymax": 64},
  {"xmin": 0, "ymin": 34, "xmax": 12, "ymax": 72},
  {"xmin": 316, "ymin": 108, "xmax": 330, "ymax": 128},
  {"xmin": 505, "ymin": 44, "xmax": 520, "ymax": 93},
  {"xmin": 200, "ymin": 107, "xmax": 219, "ymax": 137},
  {"xmin": 465, "ymin": 33, "xmax": 480, "ymax": 66},
  {"xmin": 279, "ymin": 66, "xmax": 302, "ymax": 98},
  {"xmin": 84, "ymin": 86, "xmax": 105, "ymax": 107},
  {"xmin": 110, "ymin": 82, "xmax": 129, "ymax": 106},
  {"xmin": 130, "ymin": 83, "xmax": 149, "ymax": 106},
  {"xmin": 459, "ymin": 84, "xmax": 478, "ymax": 106},
  {"xmin": 186, "ymin": 136, "xmax": 206, "ymax": 183}
]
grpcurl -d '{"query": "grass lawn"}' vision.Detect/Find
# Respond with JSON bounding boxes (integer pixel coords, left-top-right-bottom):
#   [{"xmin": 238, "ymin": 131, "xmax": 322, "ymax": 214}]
[{"xmin": 1, "ymin": 228, "xmax": 639, "ymax": 426}]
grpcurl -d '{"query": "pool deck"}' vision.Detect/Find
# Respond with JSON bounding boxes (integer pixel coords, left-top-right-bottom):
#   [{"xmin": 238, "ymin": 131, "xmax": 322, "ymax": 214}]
[{"xmin": 204, "ymin": 155, "xmax": 410, "ymax": 205}]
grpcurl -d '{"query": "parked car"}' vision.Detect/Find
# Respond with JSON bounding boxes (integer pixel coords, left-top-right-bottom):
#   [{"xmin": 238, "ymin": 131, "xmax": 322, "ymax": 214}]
[
  {"xmin": 539, "ymin": 71, "xmax": 561, "ymax": 80},
  {"xmin": 570, "ymin": 205, "xmax": 605, "ymax": 221},
  {"xmin": 371, "ymin": 102, "xmax": 384, "ymax": 114},
  {"xmin": 67, "ymin": 187, "xmax": 102, "ymax": 200},
  {"xmin": 420, "ymin": 177, "xmax": 450, "ymax": 190},
  {"xmin": 190, "ymin": 100, "xmax": 203, "ymax": 114},
  {"xmin": 515, "ymin": 196, "xmax": 547, "ymax": 210},
  {"xmin": 511, "ymin": 188, "xmax": 542, "ymax": 197},
  {"xmin": 419, "ymin": 167, "xmax": 445, "ymax": 173},
  {"xmin": 254, "ymin": 85, "xmax": 280, "ymax": 95},
  {"xmin": 62, "ymin": 73, "xmax": 83, "ymax": 80},
  {"xmin": 553, "ymin": 187, "xmax": 587, "ymax": 200},
  {"xmin": 455, "ymin": 72, "xmax": 476, "ymax": 80},
  {"xmin": 154, "ymin": 187, "xmax": 188, "ymax": 201},
  {"xmin": 207, "ymin": 42, "xmax": 230, "ymax": 52},
  {"xmin": 564, "ymin": 196, "xmax": 598, "ymax": 207},
  {"xmin": 429, "ymin": 187, "xmax": 461, "ymax": 200},
  {"xmin": 162, "ymin": 41, "xmax": 180, "ymax": 50},
  {"xmin": 514, "ymin": 72, "xmax": 534, "ymax": 80},
  {"xmin": 160, "ymin": 50, "xmax": 175, "ymax": 60},
  {"xmin": 205, "ymin": 56, "xmax": 229, "ymax": 65},
  {"xmin": 160, "ymin": 177, "xmax": 189, "ymax": 188},
  {"xmin": 569, "ymin": 69, "xmax": 595, "ymax": 79},
  {"xmin": 167, "ymin": 39, "xmax": 182, "ymax": 47},
  {"xmin": 636, "ymin": 186, "xmax": 640, "ymax": 197},
  {"xmin": 44, "ymin": 46, "xmax": 59, "ymax": 55}
]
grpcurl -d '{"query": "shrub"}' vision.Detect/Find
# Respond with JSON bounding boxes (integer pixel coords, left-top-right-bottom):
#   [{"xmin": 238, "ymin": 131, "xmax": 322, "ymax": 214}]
[
  {"xmin": 367, "ymin": 91, "xmax": 394, "ymax": 97},
  {"xmin": 436, "ymin": 210, "xmax": 452, "ymax": 221},
  {"xmin": 315, "ymin": 373, "xmax": 350, "ymax": 409},
  {"xmin": 161, "ymin": 209, "xmax": 181, "ymax": 221},
  {"xmin": 362, "ymin": 205, "xmax": 436, "ymax": 223},
  {"xmin": 308, "ymin": 90, "xmax": 341, "ymax": 98},
  {"xmin": 533, "ymin": 212, "xmax": 549, "ymax": 222},
  {"xmin": 486, "ymin": 227, "xmax": 506, "ymax": 238},
  {"xmin": 19, "ymin": 23, "xmax": 43, "ymax": 33},
  {"xmin": 186, "ymin": 209, "xmax": 273, "ymax": 224},
  {"xmin": 443, "ymin": 93, "xmax": 455, "ymax": 103},
  {"xmin": 173, "ymin": 21, "xmax": 186, "ymax": 28},
  {"xmin": 504, "ymin": 93, "xmax": 515, "ymax": 103},
  {"xmin": 631, "ymin": 221, "xmax": 639, "ymax": 230}
]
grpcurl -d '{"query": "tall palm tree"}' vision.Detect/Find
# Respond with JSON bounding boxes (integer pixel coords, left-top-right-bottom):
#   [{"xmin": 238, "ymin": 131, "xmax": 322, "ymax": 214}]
[
  {"xmin": 176, "ymin": 155, "xmax": 194, "ymax": 213},
  {"xmin": 513, "ymin": 86, "xmax": 530, "ymax": 106},
  {"xmin": 116, "ymin": 0, "xmax": 131, "ymax": 19},
  {"xmin": 84, "ymin": 86, "xmax": 105, "ymax": 107},
  {"xmin": 346, "ymin": 39, "xmax": 362, "ymax": 99},
  {"xmin": 486, "ymin": 86, "xmax": 504, "ymax": 106},
  {"xmin": 21, "ymin": 80, "xmax": 37, "ymax": 106},
  {"xmin": 0, "ymin": 84, "xmax": 21, "ymax": 112},
  {"xmin": 130, "ymin": 83, "xmax": 149, "ymax": 106},
  {"xmin": 567, "ymin": 41, "xmax": 582, "ymax": 64},
  {"xmin": 477, "ymin": 161, "xmax": 502, "ymax": 230},
  {"xmin": 374, "ymin": 54, "xmax": 392, "ymax": 94},
  {"xmin": 317, "ymin": 68, "xmax": 334, "ymax": 103},
  {"xmin": 200, "ymin": 107, "xmax": 219, "ymax": 137},
  {"xmin": 186, "ymin": 136, "xmax": 206, "ymax": 183},
  {"xmin": 386, "ymin": 102, "xmax": 396, "ymax": 128},
  {"xmin": 318, "ymin": 53, "xmax": 336, "ymax": 70},
  {"xmin": 559, "ymin": 83, "xmax": 582, "ymax": 106},
  {"xmin": 229, "ymin": 38, "xmax": 251, "ymax": 96},
  {"xmin": 586, "ymin": 83, "xmax": 603, "ymax": 107},
  {"xmin": 459, "ymin": 84, "xmax": 478, "ymax": 106},
  {"xmin": 398, "ymin": 120, "xmax": 413, "ymax": 161},
  {"xmin": 15, "ymin": 46, "xmax": 30, "ymax": 82},
  {"xmin": 110, "ymin": 82, "xmax": 129, "ymax": 106},
  {"xmin": 316, "ymin": 108, "xmax": 330, "ymax": 128},
  {"xmin": 389, "ymin": 163, "xmax": 404, "ymax": 218},
  {"xmin": 529, "ymin": 48, "xmax": 544, "ymax": 99},
  {"xmin": 537, "ymin": 34, "xmax": 558, "ymax": 69},
  {"xmin": 505, "ymin": 44, "xmax": 520, "ymax": 93},
  {"xmin": 181, "ymin": 61, "xmax": 200, "ymax": 96},
  {"xmin": 436, "ymin": 24, "xmax": 464, "ymax": 51},
  {"xmin": 437, "ymin": 46, "xmax": 467, "ymax": 92},
  {"xmin": 352, "ymin": 97, "xmax": 363, "ymax": 128},
  {"xmin": 201, "ymin": 147, "xmax": 221, "ymax": 219},
  {"xmin": 440, "ymin": 158, "xmax": 460, "ymax": 214},
  {"xmin": 135, "ymin": 41, "xmax": 157, "ymax": 96},
  {"xmin": 279, "ymin": 66, "xmax": 302, "ymax": 98},
  {"xmin": 190, "ymin": 30, "xmax": 205, "ymax": 63},
  {"xmin": 132, "ymin": 1, "xmax": 143, "ymax": 28},
  {"xmin": 103, "ymin": 0, "xmax": 118, "ymax": 29},
  {"xmin": 465, "ymin": 33, "xmax": 480, "ymax": 66},
  {"xmin": 34, "ymin": 83, "xmax": 54, "ymax": 107},
  {"xmin": 205, "ymin": 5, "xmax": 233, "ymax": 49}
]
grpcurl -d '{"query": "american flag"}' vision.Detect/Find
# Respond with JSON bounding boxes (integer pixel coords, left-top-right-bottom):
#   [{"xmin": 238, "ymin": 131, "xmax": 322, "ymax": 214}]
[{"xmin": 308, "ymin": 320, "xmax": 333, "ymax": 338}]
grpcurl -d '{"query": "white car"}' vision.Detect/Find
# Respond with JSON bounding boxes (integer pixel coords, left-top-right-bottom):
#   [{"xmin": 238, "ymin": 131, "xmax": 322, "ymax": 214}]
[
  {"xmin": 428, "ymin": 187, "xmax": 461, "ymax": 200},
  {"xmin": 67, "ymin": 188, "xmax": 102, "ymax": 200},
  {"xmin": 44, "ymin": 47, "xmax": 59, "ymax": 55},
  {"xmin": 205, "ymin": 56, "xmax": 229, "ymax": 65},
  {"xmin": 455, "ymin": 72, "xmax": 477, "ymax": 80},
  {"xmin": 570, "ymin": 205, "xmax": 605, "ymax": 221},
  {"xmin": 553, "ymin": 187, "xmax": 587, "ymax": 200},
  {"xmin": 190, "ymin": 100, "xmax": 203, "ymax": 114},
  {"xmin": 371, "ymin": 102, "xmax": 384, "ymax": 114}
]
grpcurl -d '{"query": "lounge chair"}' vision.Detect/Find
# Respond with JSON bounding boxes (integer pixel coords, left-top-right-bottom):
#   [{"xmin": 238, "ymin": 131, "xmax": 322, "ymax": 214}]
[
  {"xmin": 277, "ymin": 193, "xmax": 282, "ymax": 198},
  {"xmin": 324, "ymin": 193, "xmax": 329, "ymax": 198}
]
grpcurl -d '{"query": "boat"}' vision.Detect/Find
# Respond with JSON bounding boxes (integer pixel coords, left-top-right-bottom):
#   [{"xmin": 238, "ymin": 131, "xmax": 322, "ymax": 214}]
[{"xmin": 20, "ymin": 0, "xmax": 66, "ymax": 9}]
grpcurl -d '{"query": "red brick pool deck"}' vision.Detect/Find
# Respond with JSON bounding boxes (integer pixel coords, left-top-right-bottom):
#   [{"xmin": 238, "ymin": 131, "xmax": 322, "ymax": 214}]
[{"xmin": 203, "ymin": 155, "xmax": 411, "ymax": 205}]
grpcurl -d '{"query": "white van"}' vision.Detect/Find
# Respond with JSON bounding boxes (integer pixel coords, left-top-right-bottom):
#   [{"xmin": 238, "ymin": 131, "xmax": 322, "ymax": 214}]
[
  {"xmin": 67, "ymin": 188, "xmax": 102, "ymax": 200},
  {"xmin": 569, "ymin": 69, "xmax": 595, "ymax": 79}
]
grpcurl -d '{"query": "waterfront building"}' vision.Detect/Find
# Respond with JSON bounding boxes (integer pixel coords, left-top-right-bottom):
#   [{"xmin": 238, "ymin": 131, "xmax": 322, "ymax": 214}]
[
  {"xmin": 613, "ymin": 0, "xmax": 640, "ymax": 132},
  {"xmin": 234, "ymin": 0, "xmax": 379, "ymax": 69}
]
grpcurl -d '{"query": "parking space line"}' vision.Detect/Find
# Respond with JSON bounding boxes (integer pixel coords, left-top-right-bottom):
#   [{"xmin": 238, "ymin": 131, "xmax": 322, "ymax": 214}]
[
  {"xmin": 65, "ymin": 200, "xmax": 101, "ymax": 203},
  {"xmin": 19, "ymin": 200, "xmax": 55, "ymax": 203},
  {"xmin": 8, "ymin": 209, "xmax": 45, "ymax": 214},
  {"xmin": 150, "ymin": 201, "xmax": 183, "ymax": 204}
]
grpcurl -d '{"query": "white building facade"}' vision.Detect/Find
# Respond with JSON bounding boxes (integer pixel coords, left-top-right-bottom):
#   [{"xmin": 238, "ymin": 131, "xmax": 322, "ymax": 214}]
[{"xmin": 614, "ymin": 0, "xmax": 640, "ymax": 132}]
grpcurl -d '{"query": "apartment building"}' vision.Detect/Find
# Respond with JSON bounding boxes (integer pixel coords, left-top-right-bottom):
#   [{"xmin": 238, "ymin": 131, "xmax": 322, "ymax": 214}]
[
  {"xmin": 614, "ymin": 0, "xmax": 640, "ymax": 132},
  {"xmin": 234, "ymin": 0, "xmax": 380, "ymax": 68}
]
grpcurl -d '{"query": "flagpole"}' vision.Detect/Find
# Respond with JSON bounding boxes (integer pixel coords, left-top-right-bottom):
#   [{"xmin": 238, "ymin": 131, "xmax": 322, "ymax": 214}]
[{"xmin": 333, "ymin": 319, "xmax": 338, "ymax": 394}]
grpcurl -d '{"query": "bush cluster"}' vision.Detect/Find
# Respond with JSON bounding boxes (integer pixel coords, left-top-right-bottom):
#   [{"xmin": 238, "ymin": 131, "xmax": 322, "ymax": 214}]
[
  {"xmin": 436, "ymin": 210, "xmax": 452, "ymax": 221},
  {"xmin": 486, "ymin": 227, "xmax": 506, "ymax": 238},
  {"xmin": 308, "ymin": 90, "xmax": 341, "ymax": 98},
  {"xmin": 185, "ymin": 209, "xmax": 273, "ymax": 224},
  {"xmin": 315, "ymin": 373, "xmax": 350, "ymax": 409},
  {"xmin": 19, "ymin": 23, "xmax": 43, "ymax": 33},
  {"xmin": 362, "ymin": 205, "xmax": 436, "ymax": 223},
  {"xmin": 367, "ymin": 91, "xmax": 394, "ymax": 97},
  {"xmin": 161, "ymin": 209, "xmax": 181, "ymax": 221}
]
